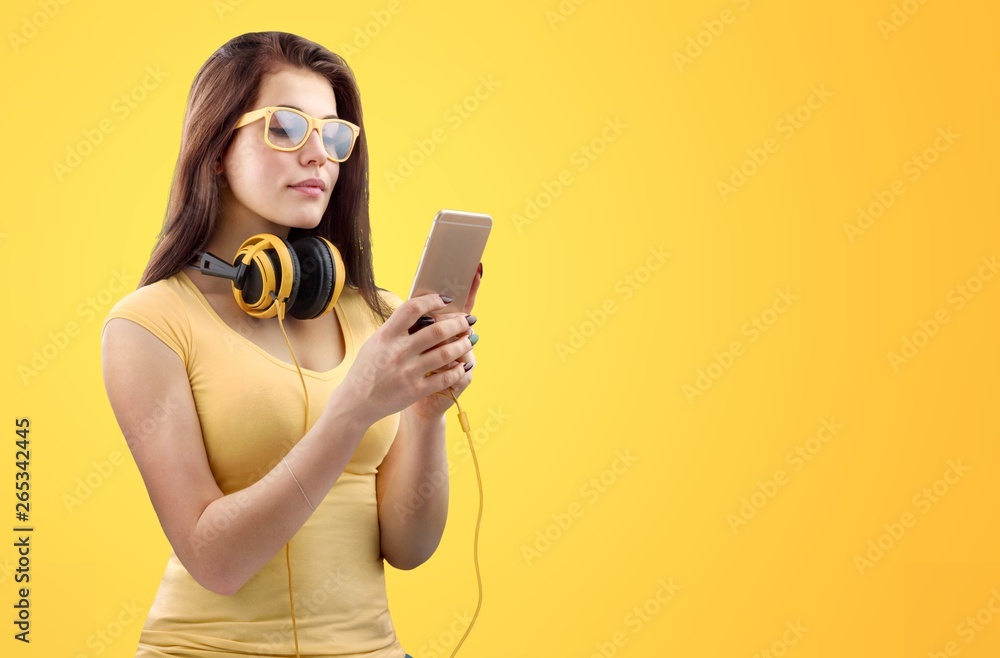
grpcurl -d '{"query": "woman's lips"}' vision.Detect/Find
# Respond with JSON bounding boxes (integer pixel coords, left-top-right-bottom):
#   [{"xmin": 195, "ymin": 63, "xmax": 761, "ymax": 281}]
[
  {"xmin": 289, "ymin": 178, "xmax": 326, "ymax": 197},
  {"xmin": 290, "ymin": 185, "xmax": 323, "ymax": 197}
]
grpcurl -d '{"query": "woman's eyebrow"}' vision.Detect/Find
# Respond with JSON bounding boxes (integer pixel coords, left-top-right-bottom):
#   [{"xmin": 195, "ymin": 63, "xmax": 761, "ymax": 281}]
[{"xmin": 278, "ymin": 103, "xmax": 339, "ymax": 119}]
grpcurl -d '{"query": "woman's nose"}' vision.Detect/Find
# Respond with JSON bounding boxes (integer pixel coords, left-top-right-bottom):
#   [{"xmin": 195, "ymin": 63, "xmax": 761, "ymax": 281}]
[{"xmin": 299, "ymin": 128, "xmax": 328, "ymax": 164}]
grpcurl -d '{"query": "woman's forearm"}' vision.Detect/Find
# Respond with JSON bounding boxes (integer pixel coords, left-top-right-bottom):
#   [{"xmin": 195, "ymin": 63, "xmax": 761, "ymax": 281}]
[
  {"xmin": 377, "ymin": 411, "xmax": 450, "ymax": 570},
  {"xmin": 181, "ymin": 385, "xmax": 370, "ymax": 595}
]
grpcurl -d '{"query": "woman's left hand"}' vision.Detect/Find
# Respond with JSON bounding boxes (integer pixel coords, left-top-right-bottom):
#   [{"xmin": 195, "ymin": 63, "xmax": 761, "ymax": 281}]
[{"xmin": 407, "ymin": 262, "xmax": 483, "ymax": 421}]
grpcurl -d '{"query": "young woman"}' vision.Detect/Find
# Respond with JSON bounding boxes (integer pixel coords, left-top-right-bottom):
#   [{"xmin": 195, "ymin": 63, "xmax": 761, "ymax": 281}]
[{"xmin": 101, "ymin": 31, "xmax": 481, "ymax": 658}]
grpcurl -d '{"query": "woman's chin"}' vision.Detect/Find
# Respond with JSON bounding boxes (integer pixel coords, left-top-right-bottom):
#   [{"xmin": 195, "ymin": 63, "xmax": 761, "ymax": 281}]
[{"xmin": 263, "ymin": 214, "xmax": 325, "ymax": 234}]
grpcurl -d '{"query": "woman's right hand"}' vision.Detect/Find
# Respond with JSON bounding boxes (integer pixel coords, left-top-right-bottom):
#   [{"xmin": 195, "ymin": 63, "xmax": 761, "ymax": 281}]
[{"xmin": 340, "ymin": 293, "xmax": 474, "ymax": 427}]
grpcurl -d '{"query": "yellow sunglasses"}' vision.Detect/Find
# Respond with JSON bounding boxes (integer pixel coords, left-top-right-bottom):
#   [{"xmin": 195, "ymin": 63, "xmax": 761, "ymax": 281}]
[{"xmin": 234, "ymin": 106, "xmax": 361, "ymax": 163}]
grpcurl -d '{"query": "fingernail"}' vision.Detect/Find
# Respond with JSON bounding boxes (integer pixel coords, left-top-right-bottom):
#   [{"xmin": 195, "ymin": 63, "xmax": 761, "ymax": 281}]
[
  {"xmin": 477, "ymin": 262, "xmax": 484, "ymax": 279},
  {"xmin": 464, "ymin": 362, "xmax": 474, "ymax": 372},
  {"xmin": 465, "ymin": 314, "xmax": 477, "ymax": 326},
  {"xmin": 470, "ymin": 334, "xmax": 479, "ymax": 346},
  {"xmin": 440, "ymin": 295, "xmax": 453, "ymax": 304}
]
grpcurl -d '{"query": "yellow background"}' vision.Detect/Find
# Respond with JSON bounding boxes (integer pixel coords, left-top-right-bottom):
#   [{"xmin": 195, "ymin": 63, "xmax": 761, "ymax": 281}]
[{"xmin": 2, "ymin": 0, "xmax": 998, "ymax": 656}]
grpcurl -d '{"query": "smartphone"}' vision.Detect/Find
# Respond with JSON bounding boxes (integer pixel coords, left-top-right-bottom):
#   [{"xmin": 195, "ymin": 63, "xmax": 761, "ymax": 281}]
[{"xmin": 408, "ymin": 209, "xmax": 492, "ymax": 314}]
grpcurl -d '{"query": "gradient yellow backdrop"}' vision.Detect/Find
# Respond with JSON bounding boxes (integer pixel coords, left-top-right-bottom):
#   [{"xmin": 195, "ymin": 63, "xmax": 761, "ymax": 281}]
[{"xmin": 2, "ymin": 1, "xmax": 998, "ymax": 656}]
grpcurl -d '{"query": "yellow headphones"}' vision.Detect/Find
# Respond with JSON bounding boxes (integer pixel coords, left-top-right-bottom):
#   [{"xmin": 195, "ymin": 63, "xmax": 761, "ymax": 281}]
[{"xmin": 189, "ymin": 233, "xmax": 346, "ymax": 320}]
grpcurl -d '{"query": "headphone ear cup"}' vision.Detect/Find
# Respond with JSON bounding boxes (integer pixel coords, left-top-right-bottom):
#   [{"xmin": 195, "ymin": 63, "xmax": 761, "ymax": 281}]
[
  {"xmin": 289, "ymin": 237, "xmax": 345, "ymax": 319},
  {"xmin": 232, "ymin": 234, "xmax": 300, "ymax": 318}
]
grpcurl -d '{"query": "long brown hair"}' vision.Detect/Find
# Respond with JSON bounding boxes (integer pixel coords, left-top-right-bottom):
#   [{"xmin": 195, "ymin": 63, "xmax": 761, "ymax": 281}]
[{"xmin": 139, "ymin": 31, "xmax": 391, "ymax": 323}]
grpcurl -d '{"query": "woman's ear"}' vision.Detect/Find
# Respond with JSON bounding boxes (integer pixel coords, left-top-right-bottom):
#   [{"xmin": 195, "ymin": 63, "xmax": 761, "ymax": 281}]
[{"xmin": 213, "ymin": 157, "xmax": 224, "ymax": 175}]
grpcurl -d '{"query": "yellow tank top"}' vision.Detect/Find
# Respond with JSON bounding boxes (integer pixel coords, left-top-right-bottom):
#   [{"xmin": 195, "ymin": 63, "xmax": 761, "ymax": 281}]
[{"xmin": 103, "ymin": 270, "xmax": 406, "ymax": 658}]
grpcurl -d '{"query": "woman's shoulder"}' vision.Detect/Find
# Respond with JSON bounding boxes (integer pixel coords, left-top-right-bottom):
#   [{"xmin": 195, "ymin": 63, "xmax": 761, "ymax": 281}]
[
  {"xmin": 336, "ymin": 285, "xmax": 402, "ymax": 337},
  {"xmin": 375, "ymin": 287, "xmax": 404, "ymax": 310},
  {"xmin": 338, "ymin": 285, "xmax": 403, "ymax": 312},
  {"xmin": 102, "ymin": 273, "xmax": 195, "ymax": 358},
  {"xmin": 105, "ymin": 273, "xmax": 189, "ymax": 320}
]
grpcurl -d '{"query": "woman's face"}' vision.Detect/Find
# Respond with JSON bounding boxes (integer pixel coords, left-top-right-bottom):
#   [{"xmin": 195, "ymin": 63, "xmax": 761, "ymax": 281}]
[{"xmin": 219, "ymin": 67, "xmax": 341, "ymax": 235}]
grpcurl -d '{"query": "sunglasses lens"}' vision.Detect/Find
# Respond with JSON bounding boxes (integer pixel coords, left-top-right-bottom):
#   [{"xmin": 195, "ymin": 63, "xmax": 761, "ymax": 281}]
[
  {"xmin": 322, "ymin": 122, "xmax": 355, "ymax": 161},
  {"xmin": 268, "ymin": 110, "xmax": 308, "ymax": 148}
]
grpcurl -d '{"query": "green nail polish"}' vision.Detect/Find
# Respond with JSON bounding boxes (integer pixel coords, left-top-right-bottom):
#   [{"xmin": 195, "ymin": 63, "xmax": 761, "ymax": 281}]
[{"xmin": 470, "ymin": 333, "xmax": 479, "ymax": 346}]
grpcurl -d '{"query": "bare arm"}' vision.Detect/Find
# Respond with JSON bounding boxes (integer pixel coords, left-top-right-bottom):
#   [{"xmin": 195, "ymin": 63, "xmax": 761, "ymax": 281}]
[
  {"xmin": 376, "ymin": 309, "xmax": 479, "ymax": 569},
  {"xmin": 102, "ymin": 318, "xmax": 368, "ymax": 595},
  {"xmin": 376, "ymin": 410, "xmax": 450, "ymax": 569},
  {"xmin": 101, "ymin": 292, "xmax": 471, "ymax": 595}
]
